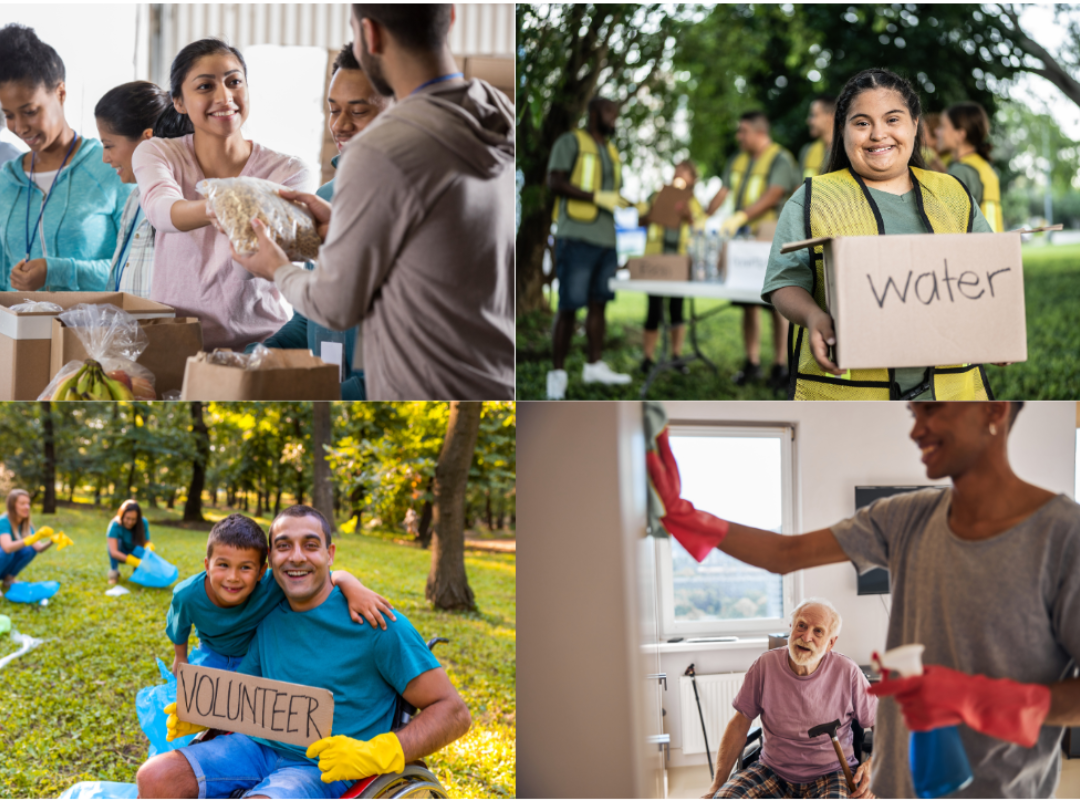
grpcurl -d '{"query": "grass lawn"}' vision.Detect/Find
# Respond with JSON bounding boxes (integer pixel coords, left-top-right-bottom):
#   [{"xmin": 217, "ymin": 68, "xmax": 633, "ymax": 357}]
[
  {"xmin": 517, "ymin": 240, "xmax": 1080, "ymax": 400},
  {"xmin": 0, "ymin": 504, "xmax": 515, "ymax": 799}
]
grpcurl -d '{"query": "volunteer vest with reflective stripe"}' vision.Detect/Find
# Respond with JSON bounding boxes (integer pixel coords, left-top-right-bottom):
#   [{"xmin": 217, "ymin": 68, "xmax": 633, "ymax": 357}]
[
  {"xmin": 644, "ymin": 196, "xmax": 705, "ymax": 255},
  {"xmin": 801, "ymin": 140, "xmax": 827, "ymax": 178},
  {"xmin": 730, "ymin": 142, "xmax": 786, "ymax": 228},
  {"xmin": 552, "ymin": 129, "xmax": 622, "ymax": 223},
  {"xmin": 789, "ymin": 167, "xmax": 993, "ymax": 401},
  {"xmin": 958, "ymin": 153, "xmax": 1004, "ymax": 233}
]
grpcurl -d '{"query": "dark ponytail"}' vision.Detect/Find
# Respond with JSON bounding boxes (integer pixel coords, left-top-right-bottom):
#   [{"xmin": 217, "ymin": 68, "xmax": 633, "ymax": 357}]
[
  {"xmin": 0, "ymin": 24, "xmax": 65, "ymax": 90},
  {"xmin": 156, "ymin": 37, "xmax": 248, "ymax": 139},
  {"xmin": 95, "ymin": 81, "xmax": 170, "ymax": 140},
  {"xmin": 945, "ymin": 102, "xmax": 993, "ymax": 160},
  {"xmin": 826, "ymin": 68, "xmax": 927, "ymax": 176}
]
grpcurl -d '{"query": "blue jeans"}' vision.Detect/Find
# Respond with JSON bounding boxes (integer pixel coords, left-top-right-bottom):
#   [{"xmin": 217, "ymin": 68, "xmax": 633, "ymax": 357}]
[
  {"xmin": 199, "ymin": 648, "xmax": 245, "ymax": 672},
  {"xmin": 555, "ymin": 238, "xmax": 618, "ymax": 311},
  {"xmin": 178, "ymin": 732, "xmax": 355, "ymax": 799},
  {"xmin": 108, "ymin": 544, "xmax": 145, "ymax": 571},
  {"xmin": 0, "ymin": 546, "xmax": 36, "ymax": 579}
]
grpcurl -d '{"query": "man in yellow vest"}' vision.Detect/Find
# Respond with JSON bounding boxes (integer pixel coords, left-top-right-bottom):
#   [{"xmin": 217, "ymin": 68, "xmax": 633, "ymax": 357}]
[
  {"xmin": 799, "ymin": 95, "xmax": 835, "ymax": 178},
  {"xmin": 546, "ymin": 97, "xmax": 634, "ymax": 400},
  {"xmin": 706, "ymin": 111, "xmax": 800, "ymax": 392}
]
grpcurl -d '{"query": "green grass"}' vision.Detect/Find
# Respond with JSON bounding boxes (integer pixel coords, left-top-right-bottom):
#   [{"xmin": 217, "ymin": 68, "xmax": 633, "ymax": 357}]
[
  {"xmin": 517, "ymin": 241, "xmax": 1080, "ymax": 400},
  {"xmin": 0, "ymin": 504, "xmax": 515, "ymax": 799}
]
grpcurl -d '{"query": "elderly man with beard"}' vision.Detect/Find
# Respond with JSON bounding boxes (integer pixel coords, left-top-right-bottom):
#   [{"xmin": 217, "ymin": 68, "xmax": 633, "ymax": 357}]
[{"xmin": 702, "ymin": 598, "xmax": 877, "ymax": 799}]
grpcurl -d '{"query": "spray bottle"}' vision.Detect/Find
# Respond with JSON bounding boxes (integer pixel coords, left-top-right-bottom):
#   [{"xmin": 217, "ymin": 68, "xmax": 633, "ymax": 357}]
[{"xmin": 879, "ymin": 644, "xmax": 974, "ymax": 798}]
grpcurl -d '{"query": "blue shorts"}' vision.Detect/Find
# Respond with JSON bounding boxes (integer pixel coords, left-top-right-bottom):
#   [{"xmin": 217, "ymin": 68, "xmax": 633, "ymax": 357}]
[
  {"xmin": 555, "ymin": 238, "xmax": 618, "ymax": 311},
  {"xmin": 178, "ymin": 732, "xmax": 354, "ymax": 799},
  {"xmin": 108, "ymin": 544, "xmax": 145, "ymax": 571},
  {"xmin": 199, "ymin": 648, "xmax": 245, "ymax": 672}
]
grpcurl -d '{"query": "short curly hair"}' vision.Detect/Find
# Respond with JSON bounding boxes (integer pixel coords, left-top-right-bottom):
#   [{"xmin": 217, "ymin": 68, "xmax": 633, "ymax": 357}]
[{"xmin": 0, "ymin": 24, "xmax": 65, "ymax": 90}]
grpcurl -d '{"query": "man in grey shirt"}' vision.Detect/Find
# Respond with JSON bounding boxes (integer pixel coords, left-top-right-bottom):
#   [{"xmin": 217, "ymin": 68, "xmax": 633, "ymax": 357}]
[
  {"xmin": 648, "ymin": 402, "xmax": 1080, "ymax": 798},
  {"xmin": 234, "ymin": 4, "xmax": 514, "ymax": 401}
]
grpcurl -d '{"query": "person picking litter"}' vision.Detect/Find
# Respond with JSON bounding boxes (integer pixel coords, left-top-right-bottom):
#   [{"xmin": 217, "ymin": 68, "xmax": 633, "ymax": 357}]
[
  {"xmin": 106, "ymin": 499, "xmax": 154, "ymax": 585},
  {"xmin": 165, "ymin": 512, "xmax": 395, "ymax": 675},
  {"xmin": 0, "ymin": 488, "xmax": 70, "ymax": 587},
  {"xmin": 647, "ymin": 401, "xmax": 1080, "ymax": 798}
]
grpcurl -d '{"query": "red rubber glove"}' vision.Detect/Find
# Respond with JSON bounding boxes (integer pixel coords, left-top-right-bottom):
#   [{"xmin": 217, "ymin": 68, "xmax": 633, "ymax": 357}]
[
  {"xmin": 868, "ymin": 664, "xmax": 1051, "ymax": 748},
  {"xmin": 645, "ymin": 428, "xmax": 730, "ymax": 563}
]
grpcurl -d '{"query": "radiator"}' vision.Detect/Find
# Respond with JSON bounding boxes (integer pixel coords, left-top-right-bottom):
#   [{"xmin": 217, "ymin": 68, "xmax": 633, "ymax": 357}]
[{"xmin": 679, "ymin": 671, "xmax": 747, "ymax": 755}]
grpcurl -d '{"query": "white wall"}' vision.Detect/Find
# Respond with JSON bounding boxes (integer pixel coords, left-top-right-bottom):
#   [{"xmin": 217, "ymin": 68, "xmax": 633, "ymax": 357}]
[{"xmin": 658, "ymin": 400, "xmax": 1076, "ymax": 767}]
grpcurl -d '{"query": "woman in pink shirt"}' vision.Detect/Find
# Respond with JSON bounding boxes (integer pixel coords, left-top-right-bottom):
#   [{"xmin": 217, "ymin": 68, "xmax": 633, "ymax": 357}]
[{"xmin": 132, "ymin": 38, "xmax": 314, "ymax": 349}]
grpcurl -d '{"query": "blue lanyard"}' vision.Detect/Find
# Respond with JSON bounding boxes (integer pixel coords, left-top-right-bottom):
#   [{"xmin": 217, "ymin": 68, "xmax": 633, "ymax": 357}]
[
  {"xmin": 112, "ymin": 205, "xmax": 142, "ymax": 292},
  {"xmin": 410, "ymin": 72, "xmax": 463, "ymax": 95},
  {"xmin": 25, "ymin": 131, "xmax": 79, "ymax": 260}
]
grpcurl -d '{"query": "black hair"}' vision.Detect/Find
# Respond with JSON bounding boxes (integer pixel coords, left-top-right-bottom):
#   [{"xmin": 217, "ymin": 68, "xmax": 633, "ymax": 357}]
[
  {"xmin": 207, "ymin": 513, "xmax": 268, "ymax": 567},
  {"xmin": 739, "ymin": 110, "xmax": 770, "ymax": 131},
  {"xmin": 0, "ymin": 24, "xmax": 65, "ymax": 91},
  {"xmin": 271, "ymin": 504, "xmax": 333, "ymax": 547},
  {"xmin": 945, "ymin": 101, "xmax": 993, "ymax": 161},
  {"xmin": 1007, "ymin": 401, "xmax": 1025, "ymax": 429},
  {"xmin": 332, "ymin": 42, "xmax": 362, "ymax": 74},
  {"xmin": 826, "ymin": 68, "xmax": 926, "ymax": 175},
  {"xmin": 155, "ymin": 38, "xmax": 247, "ymax": 139},
  {"xmin": 117, "ymin": 499, "xmax": 146, "ymax": 547},
  {"xmin": 352, "ymin": 4, "xmax": 452, "ymax": 52},
  {"xmin": 95, "ymin": 81, "xmax": 170, "ymax": 140},
  {"xmin": 812, "ymin": 95, "xmax": 837, "ymax": 114}
]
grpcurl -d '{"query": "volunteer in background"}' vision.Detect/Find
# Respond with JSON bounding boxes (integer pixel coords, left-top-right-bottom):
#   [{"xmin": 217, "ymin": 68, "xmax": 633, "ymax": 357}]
[
  {"xmin": 799, "ymin": 95, "xmax": 835, "ymax": 178},
  {"xmin": 937, "ymin": 102, "xmax": 1004, "ymax": 232},
  {"xmin": 706, "ymin": 111, "xmax": 799, "ymax": 393},
  {"xmin": 105, "ymin": 499, "xmax": 153, "ymax": 586},
  {"xmin": 246, "ymin": 43, "xmax": 393, "ymax": 401},
  {"xmin": 231, "ymin": 4, "xmax": 515, "ymax": 401},
  {"xmin": 0, "ymin": 489, "xmax": 55, "ymax": 588},
  {"xmin": 0, "ymin": 24, "xmax": 130, "ymax": 292},
  {"xmin": 920, "ymin": 113, "xmax": 948, "ymax": 172},
  {"xmin": 132, "ymin": 38, "xmax": 315, "ymax": 351},
  {"xmin": 95, "ymin": 82, "xmax": 171, "ymax": 298},
  {"xmin": 762, "ymin": 68, "xmax": 997, "ymax": 401},
  {"xmin": 637, "ymin": 159, "xmax": 706, "ymax": 375},
  {"xmin": 543, "ymin": 96, "xmax": 633, "ymax": 399},
  {"xmin": 648, "ymin": 402, "xmax": 1080, "ymax": 799}
]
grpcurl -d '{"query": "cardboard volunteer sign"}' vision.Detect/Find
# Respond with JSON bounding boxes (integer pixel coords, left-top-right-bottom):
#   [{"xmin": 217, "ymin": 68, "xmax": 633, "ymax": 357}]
[
  {"xmin": 647, "ymin": 183, "xmax": 695, "ymax": 230},
  {"xmin": 780, "ymin": 230, "xmax": 1041, "ymax": 369},
  {"xmin": 627, "ymin": 255, "xmax": 690, "ymax": 282},
  {"xmin": 176, "ymin": 663, "xmax": 334, "ymax": 748}
]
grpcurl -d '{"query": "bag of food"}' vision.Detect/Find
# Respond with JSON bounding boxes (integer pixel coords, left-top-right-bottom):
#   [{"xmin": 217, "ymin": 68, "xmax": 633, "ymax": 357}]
[
  {"xmin": 199, "ymin": 344, "xmax": 287, "ymax": 370},
  {"xmin": 38, "ymin": 304, "xmax": 157, "ymax": 401},
  {"xmin": 198, "ymin": 177, "xmax": 320, "ymax": 261}
]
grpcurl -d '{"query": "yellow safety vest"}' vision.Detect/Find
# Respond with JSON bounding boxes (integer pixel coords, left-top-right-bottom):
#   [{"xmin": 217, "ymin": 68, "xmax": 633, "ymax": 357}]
[
  {"xmin": 729, "ymin": 142, "xmax": 788, "ymax": 231},
  {"xmin": 552, "ymin": 129, "xmax": 622, "ymax": 224},
  {"xmin": 789, "ymin": 167, "xmax": 993, "ymax": 401},
  {"xmin": 958, "ymin": 153, "xmax": 1004, "ymax": 233},
  {"xmin": 801, "ymin": 139, "xmax": 827, "ymax": 178},
  {"xmin": 643, "ymin": 196, "xmax": 706, "ymax": 256}
]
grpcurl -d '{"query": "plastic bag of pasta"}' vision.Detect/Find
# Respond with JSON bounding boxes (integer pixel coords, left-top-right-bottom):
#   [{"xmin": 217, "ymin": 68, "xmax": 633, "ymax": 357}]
[{"xmin": 197, "ymin": 177, "xmax": 321, "ymax": 261}]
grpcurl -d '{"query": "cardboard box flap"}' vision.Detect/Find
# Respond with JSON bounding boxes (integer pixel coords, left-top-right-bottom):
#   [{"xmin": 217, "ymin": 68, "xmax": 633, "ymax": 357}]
[
  {"xmin": 0, "ymin": 292, "xmax": 175, "ymax": 341},
  {"xmin": 780, "ymin": 236, "xmax": 833, "ymax": 254},
  {"xmin": 1012, "ymin": 224, "xmax": 1063, "ymax": 234}
]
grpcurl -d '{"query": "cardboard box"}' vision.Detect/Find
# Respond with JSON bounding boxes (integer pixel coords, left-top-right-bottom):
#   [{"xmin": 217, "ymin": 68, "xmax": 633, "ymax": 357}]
[
  {"xmin": 181, "ymin": 349, "xmax": 340, "ymax": 401},
  {"xmin": 627, "ymin": 255, "xmax": 691, "ymax": 282},
  {"xmin": 780, "ymin": 232, "xmax": 1029, "ymax": 369},
  {"xmin": 0, "ymin": 292, "xmax": 175, "ymax": 401},
  {"xmin": 51, "ymin": 317, "xmax": 203, "ymax": 397},
  {"xmin": 719, "ymin": 222, "xmax": 775, "ymax": 287},
  {"xmin": 646, "ymin": 183, "xmax": 695, "ymax": 230},
  {"xmin": 461, "ymin": 55, "xmax": 514, "ymax": 101}
]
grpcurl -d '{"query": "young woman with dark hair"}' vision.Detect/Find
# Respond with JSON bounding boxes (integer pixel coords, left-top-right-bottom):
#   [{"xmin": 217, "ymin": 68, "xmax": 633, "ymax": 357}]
[
  {"xmin": 937, "ymin": 102, "xmax": 1003, "ymax": 232},
  {"xmin": 106, "ymin": 499, "xmax": 153, "ymax": 585},
  {"xmin": 761, "ymin": 68, "xmax": 999, "ymax": 401},
  {"xmin": 0, "ymin": 489, "xmax": 55, "ymax": 587},
  {"xmin": 95, "ymin": 81, "xmax": 171, "ymax": 296},
  {"xmin": 0, "ymin": 24, "xmax": 130, "ymax": 292},
  {"xmin": 132, "ymin": 38, "xmax": 315, "ymax": 350}
]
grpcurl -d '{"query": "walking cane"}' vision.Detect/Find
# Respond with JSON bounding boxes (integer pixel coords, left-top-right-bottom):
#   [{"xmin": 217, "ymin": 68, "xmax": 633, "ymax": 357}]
[{"xmin": 685, "ymin": 663, "xmax": 714, "ymax": 780}]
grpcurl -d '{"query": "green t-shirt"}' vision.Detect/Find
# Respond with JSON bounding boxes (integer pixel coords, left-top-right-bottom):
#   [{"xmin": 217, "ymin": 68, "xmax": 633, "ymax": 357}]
[
  {"xmin": 237, "ymin": 588, "xmax": 442, "ymax": 762},
  {"xmin": 547, "ymin": 131, "xmax": 618, "ymax": 248},
  {"xmin": 166, "ymin": 569, "xmax": 285, "ymax": 658},
  {"xmin": 947, "ymin": 162, "xmax": 984, "ymax": 208},
  {"xmin": 107, "ymin": 517, "xmax": 151, "ymax": 555},
  {"xmin": 721, "ymin": 147, "xmax": 801, "ymax": 217},
  {"xmin": 0, "ymin": 514, "xmax": 32, "ymax": 546},
  {"xmin": 762, "ymin": 181, "xmax": 993, "ymax": 398}
]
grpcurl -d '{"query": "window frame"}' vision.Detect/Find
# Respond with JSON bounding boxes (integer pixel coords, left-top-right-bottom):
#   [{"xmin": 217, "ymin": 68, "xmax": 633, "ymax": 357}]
[{"xmin": 655, "ymin": 422, "xmax": 800, "ymax": 638}]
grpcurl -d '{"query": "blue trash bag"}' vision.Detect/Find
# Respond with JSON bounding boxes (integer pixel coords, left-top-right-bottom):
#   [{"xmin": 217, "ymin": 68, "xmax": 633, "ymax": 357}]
[
  {"xmin": 136, "ymin": 647, "xmax": 209, "ymax": 757},
  {"xmin": 58, "ymin": 781, "xmax": 138, "ymax": 799},
  {"xmin": 129, "ymin": 550, "xmax": 178, "ymax": 588},
  {"xmin": 5, "ymin": 581, "xmax": 61, "ymax": 602}
]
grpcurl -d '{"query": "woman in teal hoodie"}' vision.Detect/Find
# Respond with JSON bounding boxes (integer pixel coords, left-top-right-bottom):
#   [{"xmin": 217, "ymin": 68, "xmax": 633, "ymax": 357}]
[{"xmin": 0, "ymin": 24, "xmax": 129, "ymax": 291}]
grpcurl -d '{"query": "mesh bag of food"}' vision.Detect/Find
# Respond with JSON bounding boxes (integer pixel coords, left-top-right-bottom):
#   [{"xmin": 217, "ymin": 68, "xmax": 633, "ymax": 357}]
[{"xmin": 197, "ymin": 177, "xmax": 321, "ymax": 261}]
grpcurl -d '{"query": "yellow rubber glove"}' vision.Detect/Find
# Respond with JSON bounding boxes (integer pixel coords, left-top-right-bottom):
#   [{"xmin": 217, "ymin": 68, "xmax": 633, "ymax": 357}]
[
  {"xmin": 720, "ymin": 210, "xmax": 749, "ymax": 238},
  {"xmin": 306, "ymin": 733, "xmax": 405, "ymax": 783},
  {"xmin": 593, "ymin": 190, "xmax": 632, "ymax": 213},
  {"xmin": 144, "ymin": 542, "xmax": 155, "ymax": 552},
  {"xmin": 51, "ymin": 532, "xmax": 74, "ymax": 550},
  {"xmin": 164, "ymin": 702, "xmax": 207, "ymax": 742},
  {"xmin": 24, "ymin": 527, "xmax": 54, "ymax": 546},
  {"xmin": 125, "ymin": 554, "xmax": 142, "ymax": 568}
]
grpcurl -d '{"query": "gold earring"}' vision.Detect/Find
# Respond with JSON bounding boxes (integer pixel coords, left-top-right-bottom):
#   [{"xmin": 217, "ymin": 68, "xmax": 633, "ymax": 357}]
[{"xmin": 989, "ymin": 424, "xmax": 997, "ymax": 436}]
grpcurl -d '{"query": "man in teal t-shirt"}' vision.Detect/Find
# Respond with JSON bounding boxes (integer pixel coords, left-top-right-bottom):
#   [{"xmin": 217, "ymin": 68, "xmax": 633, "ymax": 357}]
[{"xmin": 136, "ymin": 505, "xmax": 472, "ymax": 799}]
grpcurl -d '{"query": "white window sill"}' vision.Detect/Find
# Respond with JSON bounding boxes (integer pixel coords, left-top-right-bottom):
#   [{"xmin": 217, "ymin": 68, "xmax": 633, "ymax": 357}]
[{"xmin": 644, "ymin": 636, "xmax": 770, "ymax": 655}]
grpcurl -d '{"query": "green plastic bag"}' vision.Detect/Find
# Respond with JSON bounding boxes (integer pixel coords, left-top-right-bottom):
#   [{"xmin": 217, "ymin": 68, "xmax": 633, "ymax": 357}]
[{"xmin": 0, "ymin": 614, "xmax": 9, "ymax": 635}]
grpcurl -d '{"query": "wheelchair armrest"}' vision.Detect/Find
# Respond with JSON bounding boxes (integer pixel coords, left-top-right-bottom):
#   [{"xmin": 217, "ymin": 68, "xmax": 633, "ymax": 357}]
[{"xmin": 745, "ymin": 727, "xmax": 762, "ymax": 746}]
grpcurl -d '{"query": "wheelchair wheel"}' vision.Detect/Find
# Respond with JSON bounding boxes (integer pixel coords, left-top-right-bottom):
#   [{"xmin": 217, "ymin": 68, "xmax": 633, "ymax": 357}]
[{"xmin": 343, "ymin": 765, "xmax": 448, "ymax": 799}]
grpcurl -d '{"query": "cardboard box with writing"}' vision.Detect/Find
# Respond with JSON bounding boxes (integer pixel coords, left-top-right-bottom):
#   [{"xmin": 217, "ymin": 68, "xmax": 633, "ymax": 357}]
[
  {"xmin": 719, "ymin": 220, "xmax": 776, "ymax": 289},
  {"xmin": 627, "ymin": 254, "xmax": 690, "ymax": 282},
  {"xmin": 780, "ymin": 232, "xmax": 1031, "ymax": 369},
  {"xmin": 181, "ymin": 349, "xmax": 340, "ymax": 401},
  {"xmin": 0, "ymin": 292, "xmax": 175, "ymax": 401},
  {"xmin": 51, "ymin": 317, "xmax": 203, "ymax": 397}
]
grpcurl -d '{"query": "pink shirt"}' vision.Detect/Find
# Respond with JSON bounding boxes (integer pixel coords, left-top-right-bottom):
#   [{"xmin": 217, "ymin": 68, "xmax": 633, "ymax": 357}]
[
  {"xmin": 132, "ymin": 135, "xmax": 314, "ymax": 350},
  {"xmin": 733, "ymin": 648, "xmax": 877, "ymax": 784}
]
